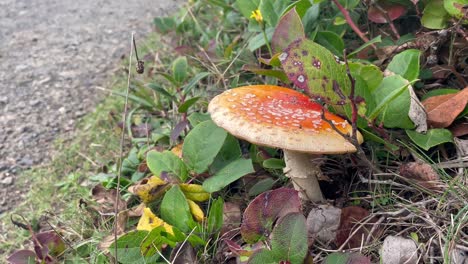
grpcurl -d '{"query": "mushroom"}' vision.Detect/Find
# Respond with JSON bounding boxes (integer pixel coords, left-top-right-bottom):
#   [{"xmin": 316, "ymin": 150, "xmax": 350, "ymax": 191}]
[{"xmin": 208, "ymin": 85, "xmax": 363, "ymax": 202}]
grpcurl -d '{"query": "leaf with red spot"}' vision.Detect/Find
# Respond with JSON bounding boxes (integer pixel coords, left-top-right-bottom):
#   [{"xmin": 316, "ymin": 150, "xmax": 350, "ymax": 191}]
[
  {"xmin": 240, "ymin": 188, "xmax": 301, "ymax": 244},
  {"xmin": 368, "ymin": 2, "xmax": 407, "ymax": 24},
  {"xmin": 271, "ymin": 7, "xmax": 305, "ymax": 54},
  {"xmin": 280, "ymin": 37, "xmax": 351, "ymax": 114}
]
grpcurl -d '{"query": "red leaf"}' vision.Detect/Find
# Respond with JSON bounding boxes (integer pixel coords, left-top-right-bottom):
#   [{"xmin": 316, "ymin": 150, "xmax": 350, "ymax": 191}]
[
  {"xmin": 423, "ymin": 87, "xmax": 468, "ymax": 128},
  {"xmin": 7, "ymin": 250, "xmax": 36, "ymax": 264},
  {"xmin": 240, "ymin": 188, "xmax": 301, "ymax": 244},
  {"xmin": 368, "ymin": 3, "xmax": 406, "ymax": 23}
]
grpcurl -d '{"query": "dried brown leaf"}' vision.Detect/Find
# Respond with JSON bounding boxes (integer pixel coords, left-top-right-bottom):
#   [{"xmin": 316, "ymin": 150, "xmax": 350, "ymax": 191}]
[
  {"xmin": 399, "ymin": 162, "xmax": 440, "ymax": 190},
  {"xmin": 422, "ymin": 87, "xmax": 468, "ymax": 128},
  {"xmin": 335, "ymin": 206, "xmax": 378, "ymax": 249}
]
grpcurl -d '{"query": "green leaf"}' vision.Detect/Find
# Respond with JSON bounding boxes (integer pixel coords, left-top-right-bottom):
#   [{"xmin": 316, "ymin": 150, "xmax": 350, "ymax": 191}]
[
  {"xmin": 182, "ymin": 120, "xmax": 227, "ymax": 173},
  {"xmin": 387, "ymin": 49, "xmax": 421, "ymax": 81},
  {"xmin": 248, "ymin": 249, "xmax": 279, "ymax": 264},
  {"xmin": 178, "ymin": 97, "xmax": 201, "ymax": 113},
  {"xmin": 349, "ymin": 62, "xmax": 383, "ymax": 92},
  {"xmin": 203, "ymin": 158, "xmax": 254, "ymax": 193},
  {"xmin": 207, "ymin": 197, "xmax": 224, "ymax": 234},
  {"xmin": 172, "ymin": 56, "xmax": 188, "ymax": 84},
  {"xmin": 259, "ymin": 0, "xmax": 279, "ymax": 26},
  {"xmin": 270, "ymin": 213, "xmax": 308, "ymax": 264},
  {"xmin": 315, "ymin": 31, "xmax": 345, "ymax": 57},
  {"xmin": 271, "ymin": 7, "xmax": 305, "ymax": 53},
  {"xmin": 406, "ymin": 129, "xmax": 453, "ymax": 151},
  {"xmin": 347, "ymin": 35, "xmax": 382, "ymax": 58},
  {"xmin": 161, "ymin": 186, "xmax": 193, "ymax": 232},
  {"xmin": 183, "ymin": 72, "xmax": 210, "ymax": 95},
  {"xmin": 241, "ymin": 65, "xmax": 290, "ymax": 83},
  {"xmin": 109, "ymin": 231, "xmax": 160, "ymax": 264},
  {"xmin": 210, "ymin": 134, "xmax": 242, "ymax": 173},
  {"xmin": 235, "ymin": 0, "xmax": 260, "ymax": 18},
  {"xmin": 281, "ymin": 37, "xmax": 350, "ymax": 113},
  {"xmin": 153, "ymin": 17, "xmax": 176, "ymax": 33},
  {"xmin": 146, "ymin": 83, "xmax": 174, "ymax": 99},
  {"xmin": 187, "ymin": 112, "xmax": 211, "ymax": 127},
  {"xmin": 248, "ymin": 178, "xmax": 276, "ymax": 196},
  {"xmin": 248, "ymin": 28, "xmax": 275, "ymax": 52},
  {"xmin": 147, "ymin": 150, "xmax": 188, "ymax": 181},
  {"xmin": 324, "ymin": 252, "xmax": 371, "ymax": 264},
  {"xmin": 421, "ymin": 0, "xmax": 450, "ymax": 29},
  {"xmin": 140, "ymin": 226, "xmax": 178, "ymax": 257},
  {"xmin": 370, "ymin": 75, "xmax": 415, "ymax": 129},
  {"xmin": 262, "ymin": 158, "xmax": 285, "ymax": 169},
  {"xmin": 444, "ymin": 0, "xmax": 468, "ymax": 20}
]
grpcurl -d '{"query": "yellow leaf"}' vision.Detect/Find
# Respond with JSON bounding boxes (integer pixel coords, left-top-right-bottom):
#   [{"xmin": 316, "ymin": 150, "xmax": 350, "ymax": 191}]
[
  {"xmin": 137, "ymin": 207, "xmax": 174, "ymax": 235},
  {"xmin": 187, "ymin": 199, "xmax": 204, "ymax": 222},
  {"xmin": 130, "ymin": 176, "xmax": 168, "ymax": 204},
  {"xmin": 180, "ymin": 183, "xmax": 210, "ymax": 202},
  {"xmin": 171, "ymin": 143, "xmax": 184, "ymax": 158}
]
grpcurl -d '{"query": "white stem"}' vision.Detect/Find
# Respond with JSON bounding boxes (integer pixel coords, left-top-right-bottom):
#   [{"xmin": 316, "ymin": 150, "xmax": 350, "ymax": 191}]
[{"xmin": 283, "ymin": 150, "xmax": 324, "ymax": 202}]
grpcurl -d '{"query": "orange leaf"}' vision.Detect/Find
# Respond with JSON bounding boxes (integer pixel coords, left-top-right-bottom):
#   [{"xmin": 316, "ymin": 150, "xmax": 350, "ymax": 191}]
[{"xmin": 422, "ymin": 87, "xmax": 468, "ymax": 128}]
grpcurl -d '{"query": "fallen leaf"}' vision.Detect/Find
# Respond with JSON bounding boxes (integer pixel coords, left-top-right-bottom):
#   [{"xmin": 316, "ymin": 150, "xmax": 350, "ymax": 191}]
[
  {"xmin": 335, "ymin": 206, "xmax": 378, "ymax": 249},
  {"xmin": 137, "ymin": 207, "xmax": 174, "ymax": 235},
  {"xmin": 368, "ymin": 2, "xmax": 406, "ymax": 23},
  {"xmin": 408, "ymin": 84, "xmax": 427, "ymax": 132},
  {"xmin": 221, "ymin": 202, "xmax": 242, "ymax": 236},
  {"xmin": 422, "ymin": 87, "xmax": 468, "ymax": 128},
  {"xmin": 455, "ymin": 138, "xmax": 468, "ymax": 157},
  {"xmin": 307, "ymin": 205, "xmax": 341, "ymax": 244},
  {"xmin": 450, "ymin": 122, "xmax": 468, "ymax": 137},
  {"xmin": 381, "ymin": 236, "xmax": 418, "ymax": 264},
  {"xmin": 241, "ymin": 188, "xmax": 301, "ymax": 244},
  {"xmin": 170, "ymin": 242, "xmax": 197, "ymax": 264},
  {"xmin": 399, "ymin": 162, "xmax": 440, "ymax": 189},
  {"xmin": 91, "ymin": 185, "xmax": 127, "ymax": 214},
  {"xmin": 7, "ymin": 250, "xmax": 37, "ymax": 264}
]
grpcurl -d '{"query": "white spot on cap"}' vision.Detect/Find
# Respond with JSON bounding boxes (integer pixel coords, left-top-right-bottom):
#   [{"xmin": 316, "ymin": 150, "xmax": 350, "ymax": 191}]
[
  {"xmin": 279, "ymin": 52, "xmax": 288, "ymax": 62},
  {"xmin": 297, "ymin": 75, "xmax": 305, "ymax": 83}
]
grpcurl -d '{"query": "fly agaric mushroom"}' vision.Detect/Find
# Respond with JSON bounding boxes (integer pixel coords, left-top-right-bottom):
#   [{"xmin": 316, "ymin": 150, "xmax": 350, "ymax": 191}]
[{"xmin": 208, "ymin": 85, "xmax": 363, "ymax": 202}]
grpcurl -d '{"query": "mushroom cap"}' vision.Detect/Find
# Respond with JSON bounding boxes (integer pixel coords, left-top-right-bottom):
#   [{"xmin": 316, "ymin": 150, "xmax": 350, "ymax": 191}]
[{"xmin": 208, "ymin": 85, "xmax": 363, "ymax": 154}]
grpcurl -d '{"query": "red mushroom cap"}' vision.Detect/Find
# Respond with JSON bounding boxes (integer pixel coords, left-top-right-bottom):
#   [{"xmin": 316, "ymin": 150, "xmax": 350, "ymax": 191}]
[{"xmin": 208, "ymin": 85, "xmax": 363, "ymax": 154}]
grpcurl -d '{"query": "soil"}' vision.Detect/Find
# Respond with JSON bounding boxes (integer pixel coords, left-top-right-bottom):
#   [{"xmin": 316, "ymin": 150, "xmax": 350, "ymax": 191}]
[{"xmin": 0, "ymin": 0, "xmax": 183, "ymax": 213}]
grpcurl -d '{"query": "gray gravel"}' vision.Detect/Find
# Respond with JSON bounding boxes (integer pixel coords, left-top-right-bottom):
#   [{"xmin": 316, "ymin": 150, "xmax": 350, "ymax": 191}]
[{"xmin": 0, "ymin": 0, "xmax": 183, "ymax": 213}]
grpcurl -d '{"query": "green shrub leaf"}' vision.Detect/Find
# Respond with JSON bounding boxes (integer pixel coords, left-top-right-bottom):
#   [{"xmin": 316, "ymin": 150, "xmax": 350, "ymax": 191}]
[
  {"xmin": 182, "ymin": 120, "xmax": 227, "ymax": 174},
  {"xmin": 147, "ymin": 150, "xmax": 188, "ymax": 181},
  {"xmin": 270, "ymin": 212, "xmax": 308, "ymax": 264},
  {"xmin": 161, "ymin": 186, "xmax": 193, "ymax": 232},
  {"xmin": 406, "ymin": 129, "xmax": 453, "ymax": 150},
  {"xmin": 387, "ymin": 49, "xmax": 421, "ymax": 82},
  {"xmin": 203, "ymin": 158, "xmax": 254, "ymax": 193},
  {"xmin": 172, "ymin": 56, "xmax": 188, "ymax": 84}
]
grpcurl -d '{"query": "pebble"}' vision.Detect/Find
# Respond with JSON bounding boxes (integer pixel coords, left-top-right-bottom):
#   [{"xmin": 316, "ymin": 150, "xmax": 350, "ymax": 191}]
[{"xmin": 0, "ymin": 0, "xmax": 183, "ymax": 214}]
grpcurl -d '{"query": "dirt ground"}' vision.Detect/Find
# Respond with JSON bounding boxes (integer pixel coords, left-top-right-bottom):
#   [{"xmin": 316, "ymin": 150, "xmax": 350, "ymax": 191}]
[{"xmin": 0, "ymin": 0, "xmax": 183, "ymax": 213}]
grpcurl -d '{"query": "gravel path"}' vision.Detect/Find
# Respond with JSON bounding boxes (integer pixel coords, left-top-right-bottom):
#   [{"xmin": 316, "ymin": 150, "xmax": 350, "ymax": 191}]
[{"xmin": 0, "ymin": 0, "xmax": 183, "ymax": 213}]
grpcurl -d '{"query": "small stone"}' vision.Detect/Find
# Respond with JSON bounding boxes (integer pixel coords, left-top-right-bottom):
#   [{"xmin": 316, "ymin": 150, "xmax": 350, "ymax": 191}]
[{"xmin": 0, "ymin": 175, "xmax": 14, "ymax": 186}]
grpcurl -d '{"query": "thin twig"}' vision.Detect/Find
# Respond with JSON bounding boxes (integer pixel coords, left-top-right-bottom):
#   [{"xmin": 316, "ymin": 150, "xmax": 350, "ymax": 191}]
[
  {"xmin": 331, "ymin": 0, "xmax": 375, "ymax": 49},
  {"xmin": 113, "ymin": 32, "xmax": 134, "ymax": 263}
]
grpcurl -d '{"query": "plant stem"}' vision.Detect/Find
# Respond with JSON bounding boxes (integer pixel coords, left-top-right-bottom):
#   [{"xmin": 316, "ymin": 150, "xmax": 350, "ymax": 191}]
[
  {"xmin": 331, "ymin": 0, "xmax": 376, "ymax": 49},
  {"xmin": 262, "ymin": 24, "xmax": 273, "ymax": 57}
]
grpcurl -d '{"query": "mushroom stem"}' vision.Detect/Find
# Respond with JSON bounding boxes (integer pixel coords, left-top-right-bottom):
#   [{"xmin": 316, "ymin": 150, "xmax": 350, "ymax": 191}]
[{"xmin": 283, "ymin": 150, "xmax": 324, "ymax": 202}]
